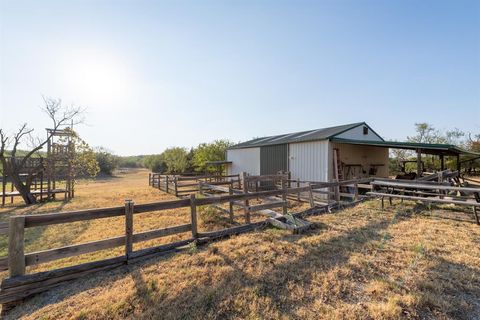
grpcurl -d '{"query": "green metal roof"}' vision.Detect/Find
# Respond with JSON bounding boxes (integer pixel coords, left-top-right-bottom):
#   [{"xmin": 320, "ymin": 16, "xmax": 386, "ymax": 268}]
[
  {"xmin": 229, "ymin": 122, "xmax": 381, "ymax": 149},
  {"xmin": 331, "ymin": 138, "xmax": 480, "ymax": 156}
]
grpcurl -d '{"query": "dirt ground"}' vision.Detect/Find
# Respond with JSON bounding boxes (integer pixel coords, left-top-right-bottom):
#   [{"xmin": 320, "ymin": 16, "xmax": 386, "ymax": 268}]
[{"xmin": 1, "ymin": 170, "xmax": 479, "ymax": 319}]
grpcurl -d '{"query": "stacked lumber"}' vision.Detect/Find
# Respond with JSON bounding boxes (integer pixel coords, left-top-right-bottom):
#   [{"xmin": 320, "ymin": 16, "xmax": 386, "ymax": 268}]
[{"xmin": 369, "ymin": 179, "xmax": 480, "ymax": 225}]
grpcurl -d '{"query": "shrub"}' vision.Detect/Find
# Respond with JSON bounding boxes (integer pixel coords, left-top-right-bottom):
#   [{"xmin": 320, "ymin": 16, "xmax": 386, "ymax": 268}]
[{"xmin": 94, "ymin": 147, "xmax": 118, "ymax": 175}]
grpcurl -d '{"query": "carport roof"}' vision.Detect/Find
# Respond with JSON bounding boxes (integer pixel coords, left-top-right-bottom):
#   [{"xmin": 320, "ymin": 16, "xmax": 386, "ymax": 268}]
[{"xmin": 331, "ymin": 138, "xmax": 480, "ymax": 156}]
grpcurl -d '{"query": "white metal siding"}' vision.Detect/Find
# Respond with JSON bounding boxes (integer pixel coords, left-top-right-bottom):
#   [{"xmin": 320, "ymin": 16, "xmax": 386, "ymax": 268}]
[
  {"xmin": 289, "ymin": 140, "xmax": 330, "ymax": 182},
  {"xmin": 227, "ymin": 148, "xmax": 260, "ymax": 175},
  {"xmin": 335, "ymin": 125, "xmax": 383, "ymax": 141}
]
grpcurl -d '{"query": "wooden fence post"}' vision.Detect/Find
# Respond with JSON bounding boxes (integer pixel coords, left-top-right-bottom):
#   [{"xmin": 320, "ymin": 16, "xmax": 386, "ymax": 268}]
[
  {"xmin": 438, "ymin": 171, "xmax": 444, "ymax": 199},
  {"xmin": 165, "ymin": 176, "xmax": 169, "ymax": 193},
  {"xmin": 308, "ymin": 183, "xmax": 315, "ymax": 208},
  {"xmin": 297, "ymin": 180, "xmax": 301, "ymax": 202},
  {"xmin": 190, "ymin": 194, "xmax": 198, "ymax": 239},
  {"xmin": 281, "ymin": 179, "xmax": 288, "ymax": 215},
  {"xmin": 334, "ymin": 180, "xmax": 340, "ymax": 202},
  {"xmin": 241, "ymin": 172, "xmax": 250, "ymax": 224},
  {"xmin": 241, "ymin": 172, "xmax": 246, "ymax": 191},
  {"xmin": 228, "ymin": 184, "xmax": 234, "ymax": 222},
  {"xmin": 354, "ymin": 183, "xmax": 359, "ymax": 201},
  {"xmin": 174, "ymin": 177, "xmax": 178, "ymax": 197},
  {"xmin": 148, "ymin": 173, "xmax": 151, "ymax": 186},
  {"xmin": 2, "ymin": 172, "xmax": 5, "ymax": 206},
  {"xmin": 198, "ymin": 182, "xmax": 203, "ymax": 196},
  {"xmin": 125, "ymin": 199, "xmax": 134, "ymax": 262},
  {"xmin": 40, "ymin": 173, "xmax": 44, "ymax": 201},
  {"xmin": 8, "ymin": 216, "xmax": 25, "ymax": 277}
]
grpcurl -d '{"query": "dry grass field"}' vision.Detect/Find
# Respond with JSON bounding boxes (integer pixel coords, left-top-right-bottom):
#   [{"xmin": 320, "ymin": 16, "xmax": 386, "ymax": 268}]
[{"xmin": 1, "ymin": 170, "xmax": 479, "ymax": 319}]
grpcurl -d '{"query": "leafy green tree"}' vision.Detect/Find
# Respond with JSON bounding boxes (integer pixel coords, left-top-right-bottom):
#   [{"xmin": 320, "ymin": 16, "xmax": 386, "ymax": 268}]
[
  {"xmin": 389, "ymin": 147, "xmax": 410, "ymax": 174},
  {"xmin": 463, "ymin": 133, "xmax": 480, "ymax": 174},
  {"xmin": 192, "ymin": 140, "xmax": 233, "ymax": 172},
  {"xmin": 55, "ymin": 128, "xmax": 99, "ymax": 179},
  {"xmin": 143, "ymin": 154, "xmax": 165, "ymax": 172},
  {"xmin": 162, "ymin": 147, "xmax": 189, "ymax": 173},
  {"xmin": 407, "ymin": 123, "xmax": 443, "ymax": 144},
  {"xmin": 94, "ymin": 147, "xmax": 118, "ymax": 175},
  {"xmin": 117, "ymin": 155, "xmax": 145, "ymax": 168},
  {"xmin": 467, "ymin": 134, "xmax": 480, "ymax": 153},
  {"xmin": 403, "ymin": 123, "xmax": 472, "ymax": 172},
  {"xmin": 185, "ymin": 148, "xmax": 196, "ymax": 173},
  {"xmin": 444, "ymin": 128, "xmax": 465, "ymax": 146}
]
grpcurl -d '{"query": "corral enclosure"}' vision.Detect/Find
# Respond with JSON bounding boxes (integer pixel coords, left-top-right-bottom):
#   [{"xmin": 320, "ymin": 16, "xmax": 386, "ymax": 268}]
[{"xmin": 0, "ymin": 169, "xmax": 479, "ymax": 319}]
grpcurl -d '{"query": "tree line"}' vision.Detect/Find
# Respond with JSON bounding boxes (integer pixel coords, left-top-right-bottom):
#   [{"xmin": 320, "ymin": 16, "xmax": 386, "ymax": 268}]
[{"xmin": 94, "ymin": 140, "xmax": 233, "ymax": 175}]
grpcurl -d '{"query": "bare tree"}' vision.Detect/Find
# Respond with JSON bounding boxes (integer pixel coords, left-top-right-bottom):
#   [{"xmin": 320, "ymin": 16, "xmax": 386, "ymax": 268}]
[{"xmin": 0, "ymin": 97, "xmax": 83, "ymax": 205}]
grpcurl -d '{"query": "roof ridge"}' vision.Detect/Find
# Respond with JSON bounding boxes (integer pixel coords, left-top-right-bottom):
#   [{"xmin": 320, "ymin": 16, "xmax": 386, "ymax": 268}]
[{"xmin": 229, "ymin": 122, "xmax": 368, "ymax": 149}]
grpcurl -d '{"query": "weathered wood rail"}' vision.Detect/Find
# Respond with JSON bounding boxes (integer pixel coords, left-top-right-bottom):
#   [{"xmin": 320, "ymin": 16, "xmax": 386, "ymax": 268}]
[
  {"xmin": 148, "ymin": 171, "xmax": 374, "ymax": 204},
  {"xmin": 3, "ymin": 171, "xmax": 477, "ymax": 309},
  {"xmin": 149, "ymin": 173, "xmax": 241, "ymax": 197},
  {"xmin": 369, "ymin": 179, "xmax": 480, "ymax": 224},
  {"xmin": 6, "ymin": 171, "xmax": 476, "ymax": 308},
  {"xmin": 0, "ymin": 184, "xmax": 322, "ymax": 307}
]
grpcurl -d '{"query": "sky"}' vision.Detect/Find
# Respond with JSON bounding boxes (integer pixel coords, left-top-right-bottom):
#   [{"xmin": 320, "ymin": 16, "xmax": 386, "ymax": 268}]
[{"xmin": 0, "ymin": 0, "xmax": 479, "ymax": 156}]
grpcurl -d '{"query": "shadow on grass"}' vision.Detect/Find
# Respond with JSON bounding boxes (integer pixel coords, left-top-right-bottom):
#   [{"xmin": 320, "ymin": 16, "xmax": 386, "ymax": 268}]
[
  {"xmin": 0, "ymin": 200, "xmax": 78, "ymax": 258},
  {"xmin": 414, "ymin": 257, "xmax": 480, "ymax": 319},
  {"xmin": 0, "ymin": 202, "xmax": 49, "ymax": 217},
  {"xmin": 5, "ymin": 217, "xmax": 392, "ymax": 319},
  {"xmin": 0, "ymin": 199, "xmax": 71, "ymax": 218},
  {"xmin": 90, "ymin": 174, "xmax": 122, "ymax": 181},
  {"xmin": 9, "ymin": 207, "xmax": 479, "ymax": 319},
  {"xmin": 372, "ymin": 200, "xmax": 479, "ymax": 225},
  {"xmin": 151, "ymin": 219, "xmax": 392, "ymax": 319}
]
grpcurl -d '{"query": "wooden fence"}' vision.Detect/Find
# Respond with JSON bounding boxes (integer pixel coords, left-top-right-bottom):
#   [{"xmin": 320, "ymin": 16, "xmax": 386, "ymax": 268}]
[
  {"xmin": 149, "ymin": 173, "xmax": 241, "ymax": 197},
  {"xmin": 3, "ymin": 170, "xmax": 478, "ymax": 308},
  {"xmin": 0, "ymin": 184, "xmax": 319, "ymax": 306}
]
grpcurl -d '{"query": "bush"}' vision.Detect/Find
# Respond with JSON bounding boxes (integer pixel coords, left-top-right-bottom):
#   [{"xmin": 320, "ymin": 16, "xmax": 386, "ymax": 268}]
[
  {"xmin": 162, "ymin": 147, "xmax": 189, "ymax": 173},
  {"xmin": 117, "ymin": 156, "xmax": 145, "ymax": 168},
  {"xmin": 192, "ymin": 140, "xmax": 233, "ymax": 172},
  {"xmin": 143, "ymin": 154, "xmax": 165, "ymax": 172},
  {"xmin": 94, "ymin": 147, "xmax": 118, "ymax": 175}
]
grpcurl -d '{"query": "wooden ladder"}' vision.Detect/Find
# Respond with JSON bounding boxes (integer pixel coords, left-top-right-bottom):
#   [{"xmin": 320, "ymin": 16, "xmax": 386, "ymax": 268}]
[{"xmin": 333, "ymin": 148, "xmax": 344, "ymax": 181}]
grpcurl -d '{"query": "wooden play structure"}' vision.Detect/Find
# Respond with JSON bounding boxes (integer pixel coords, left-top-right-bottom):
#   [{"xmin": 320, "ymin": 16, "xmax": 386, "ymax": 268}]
[{"xmin": 0, "ymin": 128, "xmax": 75, "ymax": 206}]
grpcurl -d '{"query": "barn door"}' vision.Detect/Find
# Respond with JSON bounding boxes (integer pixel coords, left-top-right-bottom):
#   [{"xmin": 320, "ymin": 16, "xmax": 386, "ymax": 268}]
[{"xmin": 260, "ymin": 144, "xmax": 288, "ymax": 175}]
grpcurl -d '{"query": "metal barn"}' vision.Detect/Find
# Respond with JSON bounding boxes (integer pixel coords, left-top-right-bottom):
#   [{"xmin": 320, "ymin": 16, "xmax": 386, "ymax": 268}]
[{"xmin": 226, "ymin": 122, "xmax": 390, "ymax": 182}]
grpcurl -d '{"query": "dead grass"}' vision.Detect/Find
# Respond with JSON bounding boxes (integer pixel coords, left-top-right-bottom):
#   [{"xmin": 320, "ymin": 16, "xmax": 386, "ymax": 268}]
[
  {"xmin": 0, "ymin": 169, "xmax": 192, "ymax": 274},
  {"xmin": 1, "ymin": 170, "xmax": 480, "ymax": 319}
]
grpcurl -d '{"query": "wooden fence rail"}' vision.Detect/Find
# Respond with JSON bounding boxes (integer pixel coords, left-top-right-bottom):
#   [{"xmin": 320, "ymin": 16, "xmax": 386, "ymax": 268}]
[
  {"xmin": 0, "ymin": 175, "xmax": 387, "ymax": 306},
  {"xmin": 369, "ymin": 179, "xmax": 480, "ymax": 224},
  {"xmin": 0, "ymin": 183, "xmax": 325, "ymax": 306},
  {"xmin": 149, "ymin": 173, "xmax": 241, "ymax": 197}
]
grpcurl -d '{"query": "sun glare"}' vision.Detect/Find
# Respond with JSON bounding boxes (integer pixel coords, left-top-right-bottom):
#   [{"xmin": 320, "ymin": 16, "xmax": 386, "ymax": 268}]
[{"xmin": 63, "ymin": 53, "xmax": 130, "ymax": 103}]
